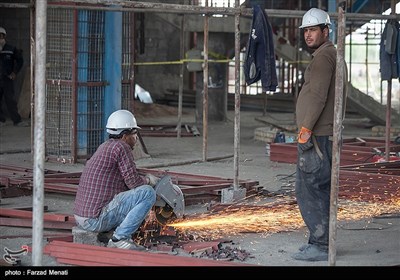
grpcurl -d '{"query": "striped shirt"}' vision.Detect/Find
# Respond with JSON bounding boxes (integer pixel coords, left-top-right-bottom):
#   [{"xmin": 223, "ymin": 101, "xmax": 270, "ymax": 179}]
[{"xmin": 73, "ymin": 139, "xmax": 146, "ymax": 218}]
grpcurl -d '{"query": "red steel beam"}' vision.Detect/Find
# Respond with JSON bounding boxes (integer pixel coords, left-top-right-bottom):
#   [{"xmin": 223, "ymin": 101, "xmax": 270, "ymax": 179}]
[
  {"xmin": 0, "ymin": 217, "xmax": 74, "ymax": 230},
  {"xmin": 0, "ymin": 164, "xmax": 260, "ymax": 204},
  {"xmin": 0, "ymin": 208, "xmax": 70, "ymax": 222},
  {"xmin": 44, "ymin": 240, "xmax": 253, "ymax": 266}
]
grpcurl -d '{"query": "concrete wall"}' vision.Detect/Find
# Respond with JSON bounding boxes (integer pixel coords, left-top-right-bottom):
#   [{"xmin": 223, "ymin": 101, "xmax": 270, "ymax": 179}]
[
  {"xmin": 194, "ymin": 32, "xmax": 234, "ymax": 122},
  {"xmin": 134, "ymin": 12, "xmax": 185, "ymax": 101}
]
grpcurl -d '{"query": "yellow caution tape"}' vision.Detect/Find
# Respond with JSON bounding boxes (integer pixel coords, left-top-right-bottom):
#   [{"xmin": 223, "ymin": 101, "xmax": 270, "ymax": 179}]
[
  {"xmin": 133, "ymin": 58, "xmax": 233, "ymax": 66},
  {"xmin": 132, "ymin": 59, "xmax": 310, "ymax": 66}
]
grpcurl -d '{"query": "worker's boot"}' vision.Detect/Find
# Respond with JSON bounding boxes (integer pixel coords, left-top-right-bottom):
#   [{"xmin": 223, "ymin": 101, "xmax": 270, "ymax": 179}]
[{"xmin": 292, "ymin": 244, "xmax": 328, "ymax": 261}]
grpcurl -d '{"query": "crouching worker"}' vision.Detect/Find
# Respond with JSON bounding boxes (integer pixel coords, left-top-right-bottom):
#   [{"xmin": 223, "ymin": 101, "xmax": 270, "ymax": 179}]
[{"xmin": 73, "ymin": 109, "xmax": 160, "ymax": 251}]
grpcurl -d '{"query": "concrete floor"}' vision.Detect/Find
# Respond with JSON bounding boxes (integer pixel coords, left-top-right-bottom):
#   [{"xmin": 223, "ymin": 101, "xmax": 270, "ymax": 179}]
[{"xmin": 0, "ymin": 109, "xmax": 399, "ymax": 268}]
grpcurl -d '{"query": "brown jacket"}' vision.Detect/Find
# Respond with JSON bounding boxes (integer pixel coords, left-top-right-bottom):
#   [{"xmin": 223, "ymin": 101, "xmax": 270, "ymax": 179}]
[{"xmin": 296, "ymin": 41, "xmax": 346, "ymax": 136}]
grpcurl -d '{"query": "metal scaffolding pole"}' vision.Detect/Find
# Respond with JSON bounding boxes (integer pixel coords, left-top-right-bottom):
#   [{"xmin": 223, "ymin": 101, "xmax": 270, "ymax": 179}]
[
  {"xmin": 385, "ymin": 0, "xmax": 397, "ymax": 162},
  {"xmin": 329, "ymin": 1, "xmax": 346, "ymax": 267},
  {"xmin": 385, "ymin": 79, "xmax": 392, "ymax": 162},
  {"xmin": 233, "ymin": 0, "xmax": 240, "ymax": 189},
  {"xmin": 32, "ymin": 0, "xmax": 47, "ymax": 266},
  {"xmin": 202, "ymin": 0, "xmax": 209, "ymax": 162},
  {"xmin": 177, "ymin": 13, "xmax": 185, "ymax": 138}
]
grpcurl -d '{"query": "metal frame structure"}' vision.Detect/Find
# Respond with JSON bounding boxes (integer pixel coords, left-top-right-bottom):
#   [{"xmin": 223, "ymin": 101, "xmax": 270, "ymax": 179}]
[{"xmin": 0, "ymin": 0, "xmax": 399, "ymax": 266}]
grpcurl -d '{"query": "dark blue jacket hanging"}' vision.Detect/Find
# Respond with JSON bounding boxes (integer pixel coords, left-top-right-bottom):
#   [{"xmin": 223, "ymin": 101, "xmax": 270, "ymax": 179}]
[
  {"xmin": 380, "ymin": 19, "xmax": 400, "ymax": 81},
  {"xmin": 243, "ymin": 5, "xmax": 277, "ymax": 92}
]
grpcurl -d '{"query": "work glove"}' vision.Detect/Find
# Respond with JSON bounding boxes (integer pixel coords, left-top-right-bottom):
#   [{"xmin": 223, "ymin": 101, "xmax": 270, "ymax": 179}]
[
  {"xmin": 298, "ymin": 126, "xmax": 313, "ymax": 151},
  {"xmin": 145, "ymin": 174, "xmax": 160, "ymax": 187}
]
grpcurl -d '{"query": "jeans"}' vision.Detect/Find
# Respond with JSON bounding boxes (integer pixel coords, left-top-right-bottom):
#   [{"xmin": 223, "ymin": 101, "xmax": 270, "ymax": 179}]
[
  {"xmin": 0, "ymin": 79, "xmax": 22, "ymax": 124},
  {"xmin": 80, "ymin": 185, "xmax": 156, "ymax": 240},
  {"xmin": 295, "ymin": 136, "xmax": 332, "ymax": 251}
]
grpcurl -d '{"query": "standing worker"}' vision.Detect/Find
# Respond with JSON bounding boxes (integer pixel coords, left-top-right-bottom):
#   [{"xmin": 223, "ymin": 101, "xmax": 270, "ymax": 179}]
[
  {"xmin": 73, "ymin": 109, "xmax": 160, "ymax": 251},
  {"xmin": 0, "ymin": 27, "xmax": 28, "ymax": 127},
  {"xmin": 293, "ymin": 8, "xmax": 346, "ymax": 262}
]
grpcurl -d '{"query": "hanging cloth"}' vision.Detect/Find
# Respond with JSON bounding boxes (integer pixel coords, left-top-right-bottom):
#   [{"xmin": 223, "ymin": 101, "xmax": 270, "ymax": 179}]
[
  {"xmin": 379, "ymin": 19, "xmax": 400, "ymax": 81},
  {"xmin": 243, "ymin": 5, "xmax": 278, "ymax": 92}
]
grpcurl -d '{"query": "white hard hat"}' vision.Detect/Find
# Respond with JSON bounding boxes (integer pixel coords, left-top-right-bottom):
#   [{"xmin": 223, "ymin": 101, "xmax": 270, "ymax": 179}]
[
  {"xmin": 299, "ymin": 8, "xmax": 331, "ymax": 29},
  {"xmin": 0, "ymin": 27, "xmax": 6, "ymax": 35},
  {"xmin": 106, "ymin": 109, "xmax": 140, "ymax": 135}
]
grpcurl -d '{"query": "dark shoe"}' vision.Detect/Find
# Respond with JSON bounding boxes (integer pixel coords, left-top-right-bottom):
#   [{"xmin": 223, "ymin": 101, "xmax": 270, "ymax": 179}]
[
  {"xmin": 107, "ymin": 238, "xmax": 146, "ymax": 251},
  {"xmin": 292, "ymin": 244, "xmax": 328, "ymax": 262}
]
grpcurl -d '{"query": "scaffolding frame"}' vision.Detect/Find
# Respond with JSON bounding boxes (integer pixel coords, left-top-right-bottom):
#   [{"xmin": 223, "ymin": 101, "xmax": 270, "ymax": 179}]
[{"xmin": 0, "ymin": 0, "xmax": 399, "ymax": 266}]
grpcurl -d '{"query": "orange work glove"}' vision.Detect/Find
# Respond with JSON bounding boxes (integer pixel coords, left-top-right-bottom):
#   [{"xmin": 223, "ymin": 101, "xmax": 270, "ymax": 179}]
[{"xmin": 298, "ymin": 127, "xmax": 312, "ymax": 144}]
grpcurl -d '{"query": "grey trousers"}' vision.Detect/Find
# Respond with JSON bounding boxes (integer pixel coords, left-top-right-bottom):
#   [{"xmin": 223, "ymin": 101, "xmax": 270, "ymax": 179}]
[{"xmin": 295, "ymin": 136, "xmax": 332, "ymax": 251}]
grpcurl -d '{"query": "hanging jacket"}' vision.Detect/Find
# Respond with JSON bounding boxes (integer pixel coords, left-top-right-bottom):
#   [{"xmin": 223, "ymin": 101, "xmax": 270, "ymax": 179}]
[
  {"xmin": 380, "ymin": 19, "xmax": 400, "ymax": 81},
  {"xmin": 243, "ymin": 5, "xmax": 277, "ymax": 92}
]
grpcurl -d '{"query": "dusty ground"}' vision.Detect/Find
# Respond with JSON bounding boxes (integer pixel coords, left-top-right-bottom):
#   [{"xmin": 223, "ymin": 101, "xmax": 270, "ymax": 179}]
[{"xmin": 0, "ymin": 103, "xmax": 399, "ymax": 270}]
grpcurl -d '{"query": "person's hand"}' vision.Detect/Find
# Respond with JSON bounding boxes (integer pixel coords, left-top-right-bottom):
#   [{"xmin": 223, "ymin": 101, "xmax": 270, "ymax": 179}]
[
  {"xmin": 298, "ymin": 127, "xmax": 313, "ymax": 151},
  {"xmin": 145, "ymin": 174, "xmax": 159, "ymax": 187},
  {"xmin": 298, "ymin": 127, "xmax": 312, "ymax": 144}
]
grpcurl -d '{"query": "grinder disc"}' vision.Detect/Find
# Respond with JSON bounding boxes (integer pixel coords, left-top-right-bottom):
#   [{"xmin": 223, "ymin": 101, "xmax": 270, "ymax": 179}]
[{"xmin": 154, "ymin": 205, "xmax": 175, "ymax": 225}]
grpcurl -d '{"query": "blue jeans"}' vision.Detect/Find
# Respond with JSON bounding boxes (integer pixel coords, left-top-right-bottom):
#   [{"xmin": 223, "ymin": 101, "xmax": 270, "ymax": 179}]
[
  {"xmin": 80, "ymin": 185, "xmax": 156, "ymax": 240},
  {"xmin": 295, "ymin": 136, "xmax": 332, "ymax": 251}
]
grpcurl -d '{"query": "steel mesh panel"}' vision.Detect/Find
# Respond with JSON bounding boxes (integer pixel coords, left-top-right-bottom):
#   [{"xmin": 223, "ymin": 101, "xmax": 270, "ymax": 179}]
[
  {"xmin": 76, "ymin": 10, "xmax": 105, "ymax": 158},
  {"xmin": 79, "ymin": 10, "xmax": 105, "ymax": 82},
  {"xmin": 122, "ymin": 83, "xmax": 132, "ymax": 110},
  {"xmin": 46, "ymin": 9, "xmax": 74, "ymax": 161},
  {"xmin": 122, "ymin": 12, "xmax": 135, "ymax": 111},
  {"xmin": 47, "ymin": 9, "xmax": 74, "ymax": 80},
  {"xmin": 45, "ymin": 8, "xmax": 138, "ymax": 162},
  {"xmin": 45, "ymin": 8, "xmax": 106, "ymax": 162},
  {"xmin": 76, "ymin": 85, "xmax": 104, "ymax": 157},
  {"xmin": 45, "ymin": 83, "xmax": 73, "ymax": 160}
]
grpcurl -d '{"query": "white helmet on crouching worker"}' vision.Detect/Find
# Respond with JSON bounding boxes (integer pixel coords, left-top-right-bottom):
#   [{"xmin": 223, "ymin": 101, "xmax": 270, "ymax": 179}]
[
  {"xmin": 0, "ymin": 27, "xmax": 6, "ymax": 35},
  {"xmin": 106, "ymin": 109, "xmax": 141, "ymax": 135},
  {"xmin": 299, "ymin": 8, "xmax": 331, "ymax": 29}
]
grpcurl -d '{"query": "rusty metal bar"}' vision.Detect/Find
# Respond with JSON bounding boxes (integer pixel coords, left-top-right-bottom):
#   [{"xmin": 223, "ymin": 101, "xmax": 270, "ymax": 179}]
[
  {"xmin": 0, "ymin": 218, "xmax": 74, "ymax": 230},
  {"xmin": 233, "ymin": 0, "xmax": 240, "ymax": 189},
  {"xmin": 0, "ymin": 208, "xmax": 69, "ymax": 222},
  {"xmin": 329, "ymin": 2, "xmax": 346, "ymax": 267},
  {"xmin": 385, "ymin": 0, "xmax": 397, "ymax": 161},
  {"xmin": 71, "ymin": 8, "xmax": 78, "ymax": 163},
  {"xmin": 0, "ymin": 164, "xmax": 260, "ymax": 204},
  {"xmin": 129, "ymin": 12, "xmax": 136, "ymax": 113},
  {"xmin": 45, "ymin": 240, "xmax": 251, "ymax": 266},
  {"xmin": 138, "ymin": 124, "xmax": 198, "ymax": 137},
  {"xmin": 202, "ymin": 0, "xmax": 209, "ymax": 162},
  {"xmin": 270, "ymin": 139, "xmax": 400, "ymax": 165},
  {"xmin": 341, "ymin": 160, "xmax": 400, "ymax": 174},
  {"xmin": 180, "ymin": 183, "xmax": 235, "ymax": 194},
  {"xmin": 385, "ymin": 80, "xmax": 392, "ymax": 162},
  {"xmin": 7, "ymin": 161, "xmax": 397, "ymax": 204}
]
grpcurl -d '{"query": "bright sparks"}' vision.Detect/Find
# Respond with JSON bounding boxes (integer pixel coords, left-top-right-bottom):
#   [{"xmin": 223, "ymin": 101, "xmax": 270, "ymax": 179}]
[{"xmin": 168, "ymin": 198, "xmax": 400, "ymax": 239}]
